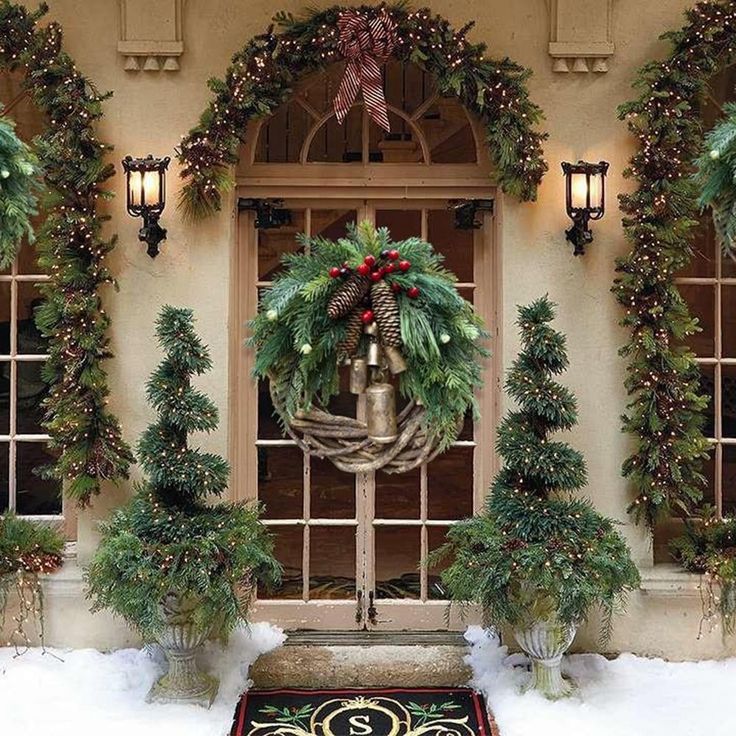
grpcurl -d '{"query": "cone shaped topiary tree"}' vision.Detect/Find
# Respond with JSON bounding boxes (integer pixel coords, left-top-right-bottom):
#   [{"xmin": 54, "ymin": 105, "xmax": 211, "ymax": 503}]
[
  {"xmin": 432, "ymin": 296, "xmax": 639, "ymax": 698},
  {"xmin": 87, "ymin": 307, "xmax": 280, "ymax": 706},
  {"xmin": 137, "ymin": 306, "xmax": 230, "ymax": 507}
]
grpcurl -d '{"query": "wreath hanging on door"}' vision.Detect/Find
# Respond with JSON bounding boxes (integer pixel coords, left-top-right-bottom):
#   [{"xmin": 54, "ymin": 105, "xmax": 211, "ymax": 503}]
[
  {"xmin": 177, "ymin": 4, "xmax": 548, "ymax": 220},
  {"xmin": 249, "ymin": 221, "xmax": 487, "ymax": 473}
]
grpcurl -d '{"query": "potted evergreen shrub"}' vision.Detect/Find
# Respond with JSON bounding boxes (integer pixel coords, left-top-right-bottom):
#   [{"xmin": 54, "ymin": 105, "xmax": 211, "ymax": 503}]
[
  {"xmin": 86, "ymin": 306, "xmax": 280, "ymax": 708},
  {"xmin": 432, "ymin": 296, "xmax": 640, "ymax": 699}
]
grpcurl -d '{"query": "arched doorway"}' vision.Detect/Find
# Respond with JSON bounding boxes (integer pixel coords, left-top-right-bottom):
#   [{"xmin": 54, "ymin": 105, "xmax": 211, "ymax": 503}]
[{"xmin": 231, "ymin": 60, "xmax": 499, "ymax": 630}]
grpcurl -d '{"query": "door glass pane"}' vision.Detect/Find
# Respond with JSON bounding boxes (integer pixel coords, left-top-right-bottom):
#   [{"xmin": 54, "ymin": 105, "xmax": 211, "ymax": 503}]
[
  {"xmin": 679, "ymin": 223, "xmax": 717, "ymax": 278},
  {"xmin": 375, "ymin": 525, "xmax": 420, "ymax": 599},
  {"xmin": 17, "ymin": 283, "xmax": 46, "ymax": 354},
  {"xmin": 375, "ymin": 209, "xmax": 422, "ymax": 240},
  {"xmin": 0, "ymin": 442, "xmax": 8, "ymax": 512},
  {"xmin": 259, "ymin": 445, "xmax": 303, "ymax": 519},
  {"xmin": 267, "ymin": 526, "xmax": 303, "ymax": 599},
  {"xmin": 427, "ymin": 209, "xmax": 474, "ymax": 282},
  {"xmin": 311, "ymin": 209, "xmax": 357, "ymax": 240},
  {"xmin": 309, "ymin": 525, "xmax": 356, "ymax": 599},
  {"xmin": 723, "ymin": 365, "xmax": 736, "ymax": 439},
  {"xmin": 310, "ymin": 457, "xmax": 355, "ymax": 519},
  {"xmin": 678, "ymin": 284, "xmax": 715, "ymax": 357},
  {"xmin": 257, "ymin": 210, "xmax": 306, "ymax": 280},
  {"xmin": 258, "ymin": 379, "xmax": 284, "ymax": 439},
  {"xmin": 15, "ymin": 363, "xmax": 46, "ymax": 435},
  {"xmin": 428, "ymin": 446, "xmax": 474, "ymax": 520},
  {"xmin": 0, "ymin": 280, "xmax": 10, "ymax": 355},
  {"xmin": 369, "ymin": 112, "xmax": 425, "ymax": 163},
  {"xmin": 723, "ymin": 249, "xmax": 736, "ymax": 278},
  {"xmin": 699, "ymin": 364, "xmax": 716, "ymax": 439},
  {"xmin": 723, "ymin": 286, "xmax": 736, "ymax": 357},
  {"xmin": 427, "ymin": 525, "xmax": 453, "ymax": 600},
  {"xmin": 307, "ymin": 105, "xmax": 363, "ymax": 163},
  {"xmin": 375, "ymin": 467, "xmax": 420, "ymax": 519}
]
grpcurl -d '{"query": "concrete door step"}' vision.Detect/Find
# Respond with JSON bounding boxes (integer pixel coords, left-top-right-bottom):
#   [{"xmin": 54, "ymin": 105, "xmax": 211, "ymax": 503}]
[{"xmin": 250, "ymin": 631, "xmax": 473, "ymax": 688}]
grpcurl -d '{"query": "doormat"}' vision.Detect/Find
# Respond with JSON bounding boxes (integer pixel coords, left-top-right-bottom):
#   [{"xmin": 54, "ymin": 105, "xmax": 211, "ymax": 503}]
[{"xmin": 231, "ymin": 686, "xmax": 499, "ymax": 735}]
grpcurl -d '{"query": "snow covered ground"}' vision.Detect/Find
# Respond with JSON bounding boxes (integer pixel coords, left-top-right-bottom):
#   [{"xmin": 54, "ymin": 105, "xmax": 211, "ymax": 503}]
[
  {"xmin": 1, "ymin": 624, "xmax": 735, "ymax": 736},
  {"xmin": 0, "ymin": 622, "xmax": 285, "ymax": 736},
  {"xmin": 467, "ymin": 626, "xmax": 736, "ymax": 736}
]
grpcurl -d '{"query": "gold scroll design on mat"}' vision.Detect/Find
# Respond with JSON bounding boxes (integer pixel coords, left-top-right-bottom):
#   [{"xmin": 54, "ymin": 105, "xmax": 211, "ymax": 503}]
[{"xmin": 249, "ymin": 695, "xmax": 476, "ymax": 735}]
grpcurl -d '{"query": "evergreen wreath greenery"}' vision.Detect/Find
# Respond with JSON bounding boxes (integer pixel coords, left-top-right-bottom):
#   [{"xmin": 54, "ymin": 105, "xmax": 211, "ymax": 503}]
[
  {"xmin": 177, "ymin": 3, "xmax": 547, "ymax": 219},
  {"xmin": 0, "ymin": 511, "xmax": 63, "ymax": 651},
  {"xmin": 249, "ymin": 221, "xmax": 487, "ymax": 455},
  {"xmin": 612, "ymin": 0, "xmax": 736, "ymax": 527},
  {"xmin": 694, "ymin": 101, "xmax": 736, "ymax": 261},
  {"xmin": 0, "ymin": 110, "xmax": 41, "ymax": 269},
  {"xmin": 670, "ymin": 507, "xmax": 736, "ymax": 637},
  {"xmin": 431, "ymin": 297, "xmax": 639, "ymax": 638},
  {"xmin": 0, "ymin": 1, "xmax": 133, "ymax": 506},
  {"xmin": 86, "ymin": 307, "xmax": 280, "ymax": 639}
]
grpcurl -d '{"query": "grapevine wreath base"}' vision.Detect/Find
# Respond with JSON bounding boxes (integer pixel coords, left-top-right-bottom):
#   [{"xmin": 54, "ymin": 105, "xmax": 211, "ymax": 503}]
[{"xmin": 251, "ymin": 222, "xmax": 486, "ymax": 475}]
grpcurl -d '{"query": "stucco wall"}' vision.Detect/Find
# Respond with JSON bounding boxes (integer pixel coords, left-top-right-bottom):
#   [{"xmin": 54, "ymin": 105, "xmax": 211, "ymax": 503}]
[{"xmin": 6, "ymin": 0, "xmax": 733, "ymax": 659}]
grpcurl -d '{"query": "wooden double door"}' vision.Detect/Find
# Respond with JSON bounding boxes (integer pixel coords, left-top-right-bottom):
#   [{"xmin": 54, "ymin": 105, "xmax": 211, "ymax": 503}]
[{"xmin": 234, "ymin": 197, "xmax": 496, "ymax": 630}]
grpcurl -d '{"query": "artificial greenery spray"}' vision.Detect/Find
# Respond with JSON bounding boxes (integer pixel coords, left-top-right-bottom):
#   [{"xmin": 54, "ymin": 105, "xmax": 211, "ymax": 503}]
[
  {"xmin": 87, "ymin": 307, "xmax": 279, "ymax": 639},
  {"xmin": 433, "ymin": 297, "xmax": 640, "ymax": 638}
]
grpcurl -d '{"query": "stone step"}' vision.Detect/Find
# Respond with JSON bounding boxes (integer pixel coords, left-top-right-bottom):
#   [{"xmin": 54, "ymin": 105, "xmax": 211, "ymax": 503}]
[{"xmin": 250, "ymin": 632, "xmax": 472, "ymax": 688}]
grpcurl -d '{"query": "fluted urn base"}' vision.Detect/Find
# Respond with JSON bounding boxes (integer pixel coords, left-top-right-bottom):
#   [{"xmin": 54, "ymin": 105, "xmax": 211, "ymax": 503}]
[
  {"xmin": 513, "ymin": 617, "xmax": 577, "ymax": 700},
  {"xmin": 146, "ymin": 593, "xmax": 219, "ymax": 708}
]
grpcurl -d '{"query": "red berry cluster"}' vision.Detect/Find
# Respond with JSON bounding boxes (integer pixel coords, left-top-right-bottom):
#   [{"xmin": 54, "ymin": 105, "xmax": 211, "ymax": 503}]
[{"xmin": 328, "ymin": 249, "xmax": 421, "ymax": 299}]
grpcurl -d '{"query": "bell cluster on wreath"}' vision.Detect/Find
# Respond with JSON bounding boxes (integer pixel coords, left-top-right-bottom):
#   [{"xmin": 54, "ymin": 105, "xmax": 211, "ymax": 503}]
[{"xmin": 327, "ymin": 248, "xmax": 417, "ymax": 446}]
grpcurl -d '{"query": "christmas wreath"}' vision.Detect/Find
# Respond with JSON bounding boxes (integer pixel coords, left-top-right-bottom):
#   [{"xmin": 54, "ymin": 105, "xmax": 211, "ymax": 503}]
[
  {"xmin": 178, "ymin": 4, "xmax": 547, "ymax": 219},
  {"xmin": 250, "ymin": 221, "xmax": 487, "ymax": 473}
]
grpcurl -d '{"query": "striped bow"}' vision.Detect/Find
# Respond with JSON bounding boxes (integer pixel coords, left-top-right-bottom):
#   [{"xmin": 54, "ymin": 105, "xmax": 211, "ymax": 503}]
[{"xmin": 333, "ymin": 8, "xmax": 397, "ymax": 133}]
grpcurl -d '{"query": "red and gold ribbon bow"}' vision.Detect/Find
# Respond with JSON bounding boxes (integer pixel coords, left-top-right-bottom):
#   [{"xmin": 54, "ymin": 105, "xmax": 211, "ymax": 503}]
[{"xmin": 333, "ymin": 8, "xmax": 398, "ymax": 133}]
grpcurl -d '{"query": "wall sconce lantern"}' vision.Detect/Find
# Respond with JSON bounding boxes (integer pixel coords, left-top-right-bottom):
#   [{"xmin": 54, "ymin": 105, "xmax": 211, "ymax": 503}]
[
  {"xmin": 123, "ymin": 154, "xmax": 170, "ymax": 258},
  {"xmin": 561, "ymin": 160, "xmax": 609, "ymax": 256}
]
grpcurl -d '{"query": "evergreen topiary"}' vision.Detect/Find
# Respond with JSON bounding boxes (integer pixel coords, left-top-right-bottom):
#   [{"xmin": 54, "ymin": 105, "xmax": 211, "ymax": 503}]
[
  {"xmin": 432, "ymin": 296, "xmax": 640, "ymax": 639},
  {"xmin": 86, "ymin": 306, "xmax": 280, "ymax": 640}
]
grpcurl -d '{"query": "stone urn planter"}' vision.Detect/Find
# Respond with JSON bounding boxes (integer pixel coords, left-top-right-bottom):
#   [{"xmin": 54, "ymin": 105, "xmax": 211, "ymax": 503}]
[
  {"xmin": 513, "ymin": 617, "xmax": 577, "ymax": 699},
  {"xmin": 146, "ymin": 592, "xmax": 218, "ymax": 708}
]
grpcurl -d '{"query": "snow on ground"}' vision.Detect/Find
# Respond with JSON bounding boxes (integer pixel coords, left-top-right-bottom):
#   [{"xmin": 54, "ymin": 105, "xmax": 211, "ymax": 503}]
[
  {"xmin": 466, "ymin": 625, "xmax": 736, "ymax": 736},
  {"xmin": 2, "ymin": 624, "xmax": 736, "ymax": 736},
  {"xmin": 0, "ymin": 622, "xmax": 285, "ymax": 736}
]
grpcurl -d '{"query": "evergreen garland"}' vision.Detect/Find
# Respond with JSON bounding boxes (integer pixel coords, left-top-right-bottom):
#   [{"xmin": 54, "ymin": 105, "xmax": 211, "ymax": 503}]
[
  {"xmin": 612, "ymin": 0, "xmax": 736, "ymax": 527},
  {"xmin": 432, "ymin": 297, "xmax": 639, "ymax": 638},
  {"xmin": 0, "ymin": 110, "xmax": 41, "ymax": 269},
  {"xmin": 694, "ymin": 101, "xmax": 736, "ymax": 261},
  {"xmin": 177, "ymin": 4, "xmax": 547, "ymax": 219},
  {"xmin": 86, "ymin": 307, "xmax": 280, "ymax": 639},
  {"xmin": 0, "ymin": 2, "xmax": 133, "ymax": 505},
  {"xmin": 250, "ymin": 221, "xmax": 487, "ymax": 451}
]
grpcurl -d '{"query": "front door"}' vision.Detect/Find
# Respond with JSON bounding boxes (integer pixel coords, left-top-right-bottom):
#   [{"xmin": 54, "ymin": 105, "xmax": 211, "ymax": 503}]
[{"xmin": 234, "ymin": 197, "xmax": 496, "ymax": 630}]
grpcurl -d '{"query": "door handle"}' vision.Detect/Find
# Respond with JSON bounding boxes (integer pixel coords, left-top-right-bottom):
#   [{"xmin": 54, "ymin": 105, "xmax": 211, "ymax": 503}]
[
  {"xmin": 367, "ymin": 591, "xmax": 378, "ymax": 627},
  {"xmin": 355, "ymin": 590, "xmax": 363, "ymax": 624}
]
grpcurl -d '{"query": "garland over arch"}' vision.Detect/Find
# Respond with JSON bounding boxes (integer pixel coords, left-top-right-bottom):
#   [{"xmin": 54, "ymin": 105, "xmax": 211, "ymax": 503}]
[
  {"xmin": 613, "ymin": 1, "xmax": 736, "ymax": 527},
  {"xmin": 0, "ymin": 2, "xmax": 133, "ymax": 506},
  {"xmin": 177, "ymin": 4, "xmax": 548, "ymax": 219}
]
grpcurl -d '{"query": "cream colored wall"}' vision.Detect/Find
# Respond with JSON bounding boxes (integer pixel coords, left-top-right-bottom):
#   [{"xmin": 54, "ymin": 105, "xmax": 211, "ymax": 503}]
[{"xmin": 10, "ymin": 0, "xmax": 732, "ymax": 658}]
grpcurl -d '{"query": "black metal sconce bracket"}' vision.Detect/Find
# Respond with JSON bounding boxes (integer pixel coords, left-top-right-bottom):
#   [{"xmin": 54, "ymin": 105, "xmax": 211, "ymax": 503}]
[
  {"xmin": 139, "ymin": 212, "xmax": 167, "ymax": 258},
  {"xmin": 565, "ymin": 212, "xmax": 593, "ymax": 256}
]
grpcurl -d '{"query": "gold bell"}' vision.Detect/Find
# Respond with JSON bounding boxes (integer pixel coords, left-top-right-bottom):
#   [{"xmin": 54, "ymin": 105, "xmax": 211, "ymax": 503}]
[
  {"xmin": 366, "ymin": 381, "xmax": 398, "ymax": 444},
  {"xmin": 367, "ymin": 338, "xmax": 382, "ymax": 367},
  {"xmin": 349, "ymin": 358, "xmax": 368, "ymax": 394},
  {"xmin": 383, "ymin": 345, "xmax": 407, "ymax": 375}
]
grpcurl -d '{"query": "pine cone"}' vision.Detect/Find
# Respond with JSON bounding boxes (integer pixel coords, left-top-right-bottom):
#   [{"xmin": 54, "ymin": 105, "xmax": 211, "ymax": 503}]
[
  {"xmin": 370, "ymin": 280, "xmax": 401, "ymax": 347},
  {"xmin": 338, "ymin": 307, "xmax": 364, "ymax": 359},
  {"xmin": 327, "ymin": 274, "xmax": 370, "ymax": 320}
]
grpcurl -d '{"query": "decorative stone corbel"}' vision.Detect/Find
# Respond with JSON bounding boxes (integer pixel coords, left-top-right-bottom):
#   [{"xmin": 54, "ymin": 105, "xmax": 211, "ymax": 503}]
[
  {"xmin": 547, "ymin": 0, "xmax": 615, "ymax": 73},
  {"xmin": 118, "ymin": 0, "xmax": 184, "ymax": 72}
]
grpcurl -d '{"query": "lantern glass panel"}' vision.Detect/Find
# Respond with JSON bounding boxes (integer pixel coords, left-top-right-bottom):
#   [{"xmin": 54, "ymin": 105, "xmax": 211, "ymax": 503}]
[{"xmin": 570, "ymin": 172, "xmax": 589, "ymax": 210}]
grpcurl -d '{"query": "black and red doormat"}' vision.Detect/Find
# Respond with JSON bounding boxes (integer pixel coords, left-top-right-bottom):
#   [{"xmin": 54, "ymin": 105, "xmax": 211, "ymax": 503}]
[{"xmin": 231, "ymin": 686, "xmax": 499, "ymax": 735}]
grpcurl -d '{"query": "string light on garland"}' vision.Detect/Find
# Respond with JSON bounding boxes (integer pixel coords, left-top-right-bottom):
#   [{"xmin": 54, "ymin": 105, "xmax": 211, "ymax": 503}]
[
  {"xmin": 177, "ymin": 4, "xmax": 547, "ymax": 220},
  {"xmin": 0, "ymin": 1, "xmax": 133, "ymax": 506},
  {"xmin": 612, "ymin": 0, "xmax": 736, "ymax": 527}
]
